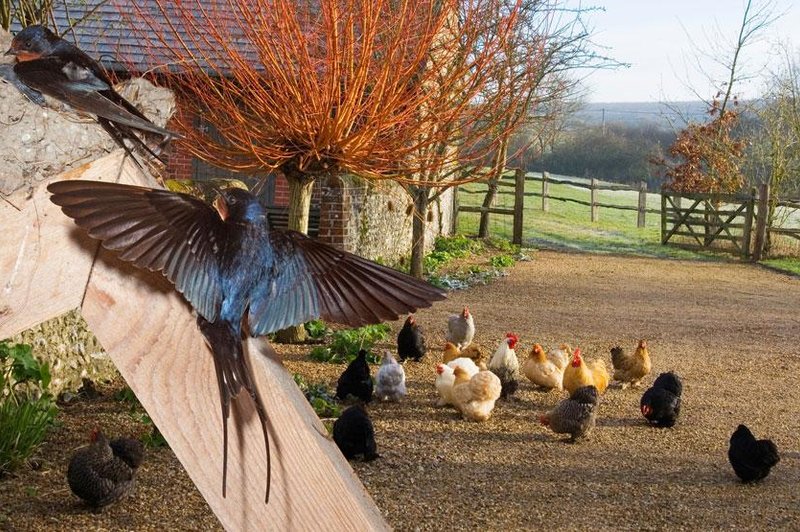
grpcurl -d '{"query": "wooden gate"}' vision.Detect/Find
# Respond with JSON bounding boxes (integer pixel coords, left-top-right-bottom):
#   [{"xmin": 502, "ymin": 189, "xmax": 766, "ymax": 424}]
[{"xmin": 661, "ymin": 190, "xmax": 755, "ymax": 259}]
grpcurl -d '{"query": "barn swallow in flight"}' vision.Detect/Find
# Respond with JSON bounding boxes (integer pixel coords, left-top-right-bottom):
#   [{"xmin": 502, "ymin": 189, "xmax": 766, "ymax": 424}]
[
  {"xmin": 4, "ymin": 25, "xmax": 176, "ymax": 165},
  {"xmin": 47, "ymin": 180, "xmax": 447, "ymax": 503}
]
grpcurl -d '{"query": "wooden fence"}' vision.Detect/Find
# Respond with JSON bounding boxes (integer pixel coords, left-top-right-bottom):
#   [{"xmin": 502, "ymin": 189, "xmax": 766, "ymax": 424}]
[{"xmin": 455, "ymin": 169, "xmax": 656, "ymax": 245}]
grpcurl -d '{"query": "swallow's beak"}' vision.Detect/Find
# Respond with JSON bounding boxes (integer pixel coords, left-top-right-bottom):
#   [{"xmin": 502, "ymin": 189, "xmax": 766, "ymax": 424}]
[
  {"xmin": 4, "ymin": 46, "xmax": 15, "ymax": 56},
  {"xmin": 213, "ymin": 193, "xmax": 229, "ymax": 221}
]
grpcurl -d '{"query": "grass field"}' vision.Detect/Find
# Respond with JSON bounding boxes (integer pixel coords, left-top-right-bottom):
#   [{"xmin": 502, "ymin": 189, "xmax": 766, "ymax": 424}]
[{"xmin": 456, "ymin": 173, "xmax": 800, "ymax": 273}]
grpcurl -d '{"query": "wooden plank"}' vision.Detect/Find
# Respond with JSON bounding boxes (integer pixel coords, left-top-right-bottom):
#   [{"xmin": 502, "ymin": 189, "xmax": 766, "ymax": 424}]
[
  {"xmin": 82, "ymin": 252, "xmax": 387, "ymax": 531},
  {"xmin": 0, "ymin": 152, "xmax": 132, "ymax": 339},
  {"xmin": 458, "ymin": 206, "xmax": 515, "ymax": 215},
  {"xmin": 12, "ymin": 153, "xmax": 388, "ymax": 531}
]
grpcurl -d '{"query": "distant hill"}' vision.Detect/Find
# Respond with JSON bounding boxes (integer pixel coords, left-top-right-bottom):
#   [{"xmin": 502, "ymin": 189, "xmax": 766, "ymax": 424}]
[{"xmin": 569, "ymin": 101, "xmax": 710, "ymax": 130}]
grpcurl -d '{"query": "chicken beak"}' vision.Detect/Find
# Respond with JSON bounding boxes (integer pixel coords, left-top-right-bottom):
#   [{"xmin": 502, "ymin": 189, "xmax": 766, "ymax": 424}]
[{"xmin": 213, "ymin": 193, "xmax": 229, "ymax": 221}]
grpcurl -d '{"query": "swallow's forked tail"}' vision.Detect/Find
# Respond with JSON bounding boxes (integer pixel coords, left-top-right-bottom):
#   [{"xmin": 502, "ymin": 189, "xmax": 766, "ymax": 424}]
[{"xmin": 197, "ymin": 316, "xmax": 271, "ymax": 504}]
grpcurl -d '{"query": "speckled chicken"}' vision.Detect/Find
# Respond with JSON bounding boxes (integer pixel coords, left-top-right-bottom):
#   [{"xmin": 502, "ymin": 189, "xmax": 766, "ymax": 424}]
[
  {"xmin": 446, "ymin": 306, "xmax": 475, "ymax": 350},
  {"xmin": 375, "ymin": 351, "xmax": 407, "ymax": 402},
  {"xmin": 397, "ymin": 314, "xmax": 426, "ymax": 362},
  {"xmin": 488, "ymin": 333, "xmax": 520, "ymax": 400},
  {"xmin": 336, "ymin": 349, "xmax": 373, "ymax": 403},
  {"xmin": 728, "ymin": 424, "xmax": 780, "ymax": 483},
  {"xmin": 66, "ymin": 430, "xmax": 144, "ymax": 510},
  {"xmin": 611, "ymin": 339, "xmax": 652, "ymax": 388},
  {"xmin": 539, "ymin": 385, "xmax": 599, "ymax": 442},
  {"xmin": 640, "ymin": 371, "xmax": 682, "ymax": 427},
  {"xmin": 332, "ymin": 404, "xmax": 379, "ymax": 461}
]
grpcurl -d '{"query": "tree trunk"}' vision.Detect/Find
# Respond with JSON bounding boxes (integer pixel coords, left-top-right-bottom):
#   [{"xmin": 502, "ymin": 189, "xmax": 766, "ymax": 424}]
[
  {"xmin": 275, "ymin": 173, "xmax": 315, "ymax": 344},
  {"xmin": 478, "ymin": 133, "xmax": 509, "ymax": 238},
  {"xmin": 409, "ymin": 189, "xmax": 430, "ymax": 279}
]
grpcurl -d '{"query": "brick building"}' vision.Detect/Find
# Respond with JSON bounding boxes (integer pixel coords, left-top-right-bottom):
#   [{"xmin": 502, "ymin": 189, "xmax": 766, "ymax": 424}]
[{"xmin": 34, "ymin": 2, "xmax": 455, "ymax": 258}]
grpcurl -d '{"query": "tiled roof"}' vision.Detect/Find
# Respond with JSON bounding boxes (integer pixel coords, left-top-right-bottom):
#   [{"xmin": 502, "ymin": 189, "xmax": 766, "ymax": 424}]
[{"xmin": 11, "ymin": 0, "xmax": 254, "ymax": 74}]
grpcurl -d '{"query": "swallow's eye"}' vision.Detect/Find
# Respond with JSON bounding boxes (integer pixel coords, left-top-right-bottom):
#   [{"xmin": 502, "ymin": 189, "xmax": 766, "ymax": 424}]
[
  {"xmin": 24, "ymin": 39, "xmax": 32, "ymax": 48},
  {"xmin": 226, "ymin": 195, "xmax": 237, "ymax": 205}
]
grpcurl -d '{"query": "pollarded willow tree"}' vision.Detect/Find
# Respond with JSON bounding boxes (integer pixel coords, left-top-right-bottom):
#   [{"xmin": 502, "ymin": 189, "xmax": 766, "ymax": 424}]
[{"xmin": 116, "ymin": 0, "xmax": 524, "ymax": 239}]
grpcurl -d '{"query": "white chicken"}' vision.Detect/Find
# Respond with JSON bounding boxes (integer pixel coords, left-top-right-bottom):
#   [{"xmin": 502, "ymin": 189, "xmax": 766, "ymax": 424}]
[
  {"xmin": 446, "ymin": 306, "xmax": 475, "ymax": 350},
  {"xmin": 434, "ymin": 357, "xmax": 479, "ymax": 407},
  {"xmin": 522, "ymin": 343, "xmax": 564, "ymax": 391},
  {"xmin": 488, "ymin": 333, "xmax": 520, "ymax": 400},
  {"xmin": 375, "ymin": 351, "xmax": 407, "ymax": 402},
  {"xmin": 451, "ymin": 366, "xmax": 502, "ymax": 422}
]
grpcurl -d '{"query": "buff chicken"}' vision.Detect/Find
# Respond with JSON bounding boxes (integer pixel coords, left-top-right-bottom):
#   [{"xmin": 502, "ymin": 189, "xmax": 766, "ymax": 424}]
[
  {"xmin": 435, "ymin": 358, "xmax": 479, "ymax": 407},
  {"xmin": 562, "ymin": 347, "xmax": 609, "ymax": 395},
  {"xmin": 451, "ymin": 366, "xmax": 502, "ymax": 421},
  {"xmin": 522, "ymin": 343, "xmax": 565, "ymax": 391}
]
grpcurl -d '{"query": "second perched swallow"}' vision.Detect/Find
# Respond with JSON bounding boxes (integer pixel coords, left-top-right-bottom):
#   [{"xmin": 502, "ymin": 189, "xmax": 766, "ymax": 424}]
[
  {"xmin": 48, "ymin": 180, "xmax": 446, "ymax": 503},
  {"xmin": 5, "ymin": 25, "xmax": 176, "ymax": 165}
]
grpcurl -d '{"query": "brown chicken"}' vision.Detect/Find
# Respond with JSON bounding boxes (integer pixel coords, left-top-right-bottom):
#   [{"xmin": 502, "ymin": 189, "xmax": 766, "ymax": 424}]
[
  {"xmin": 443, "ymin": 341, "xmax": 484, "ymax": 364},
  {"xmin": 562, "ymin": 348, "xmax": 609, "ymax": 395},
  {"xmin": 611, "ymin": 339, "xmax": 652, "ymax": 388},
  {"xmin": 67, "ymin": 430, "xmax": 144, "ymax": 510},
  {"xmin": 451, "ymin": 366, "xmax": 502, "ymax": 421}
]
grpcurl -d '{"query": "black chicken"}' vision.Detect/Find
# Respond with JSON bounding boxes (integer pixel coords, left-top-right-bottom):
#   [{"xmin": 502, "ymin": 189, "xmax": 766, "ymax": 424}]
[
  {"xmin": 67, "ymin": 430, "xmax": 144, "ymax": 510},
  {"xmin": 397, "ymin": 314, "xmax": 426, "ymax": 362},
  {"xmin": 336, "ymin": 349, "xmax": 373, "ymax": 403},
  {"xmin": 332, "ymin": 404, "xmax": 379, "ymax": 461},
  {"xmin": 728, "ymin": 424, "xmax": 780, "ymax": 483},
  {"xmin": 640, "ymin": 371, "xmax": 682, "ymax": 427}
]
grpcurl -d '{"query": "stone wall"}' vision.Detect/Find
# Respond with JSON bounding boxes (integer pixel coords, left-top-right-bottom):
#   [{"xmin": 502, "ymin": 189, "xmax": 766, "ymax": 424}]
[{"xmin": 317, "ymin": 175, "xmax": 455, "ymax": 263}]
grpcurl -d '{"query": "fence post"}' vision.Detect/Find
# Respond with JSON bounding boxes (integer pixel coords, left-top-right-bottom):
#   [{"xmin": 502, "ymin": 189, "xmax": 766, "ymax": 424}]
[
  {"xmin": 590, "ymin": 177, "xmax": 598, "ymax": 222},
  {"xmin": 741, "ymin": 187, "xmax": 756, "ymax": 260},
  {"xmin": 542, "ymin": 171, "xmax": 549, "ymax": 212},
  {"xmin": 752, "ymin": 182, "xmax": 770, "ymax": 261},
  {"xmin": 637, "ymin": 181, "xmax": 647, "ymax": 228},
  {"xmin": 512, "ymin": 168, "xmax": 524, "ymax": 246},
  {"xmin": 660, "ymin": 190, "xmax": 667, "ymax": 243}
]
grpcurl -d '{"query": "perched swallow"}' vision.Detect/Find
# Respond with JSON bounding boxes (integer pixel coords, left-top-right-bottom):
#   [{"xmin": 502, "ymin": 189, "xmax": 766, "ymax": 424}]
[
  {"xmin": 0, "ymin": 63, "xmax": 46, "ymax": 106},
  {"xmin": 47, "ymin": 180, "xmax": 447, "ymax": 503},
  {"xmin": 5, "ymin": 25, "xmax": 176, "ymax": 165}
]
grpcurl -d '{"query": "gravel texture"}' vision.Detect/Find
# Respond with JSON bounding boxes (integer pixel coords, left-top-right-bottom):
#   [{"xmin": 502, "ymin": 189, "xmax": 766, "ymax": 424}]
[{"xmin": 2, "ymin": 250, "xmax": 799, "ymax": 530}]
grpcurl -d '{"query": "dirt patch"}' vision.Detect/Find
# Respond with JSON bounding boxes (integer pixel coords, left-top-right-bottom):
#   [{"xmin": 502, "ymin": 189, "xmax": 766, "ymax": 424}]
[{"xmin": 2, "ymin": 250, "xmax": 799, "ymax": 530}]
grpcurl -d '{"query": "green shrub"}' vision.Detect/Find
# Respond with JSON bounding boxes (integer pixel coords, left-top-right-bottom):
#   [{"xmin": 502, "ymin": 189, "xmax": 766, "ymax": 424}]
[
  {"xmin": 0, "ymin": 342, "xmax": 57, "ymax": 475},
  {"xmin": 304, "ymin": 319, "xmax": 331, "ymax": 340},
  {"xmin": 489, "ymin": 254, "xmax": 516, "ymax": 268},
  {"xmin": 307, "ymin": 324, "xmax": 390, "ymax": 364},
  {"xmin": 293, "ymin": 374, "xmax": 341, "ymax": 418}
]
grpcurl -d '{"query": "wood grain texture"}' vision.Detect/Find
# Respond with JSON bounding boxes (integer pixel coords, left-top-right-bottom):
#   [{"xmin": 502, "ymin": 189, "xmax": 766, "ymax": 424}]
[
  {"xmin": 0, "ymin": 151, "xmax": 135, "ymax": 339},
  {"xmin": 18, "ymin": 152, "xmax": 388, "ymax": 530}
]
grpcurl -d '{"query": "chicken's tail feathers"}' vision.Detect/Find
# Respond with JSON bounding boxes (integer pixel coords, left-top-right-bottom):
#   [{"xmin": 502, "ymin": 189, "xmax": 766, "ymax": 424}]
[{"xmin": 198, "ymin": 316, "xmax": 271, "ymax": 504}]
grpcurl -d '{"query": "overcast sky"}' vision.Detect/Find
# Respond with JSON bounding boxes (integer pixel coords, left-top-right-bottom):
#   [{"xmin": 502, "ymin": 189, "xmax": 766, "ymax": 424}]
[{"xmin": 579, "ymin": 0, "xmax": 800, "ymax": 103}]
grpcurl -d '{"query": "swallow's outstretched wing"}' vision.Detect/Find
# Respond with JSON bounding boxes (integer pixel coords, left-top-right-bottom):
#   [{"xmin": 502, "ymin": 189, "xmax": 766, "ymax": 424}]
[
  {"xmin": 47, "ymin": 180, "xmax": 225, "ymax": 320},
  {"xmin": 248, "ymin": 230, "xmax": 447, "ymax": 335}
]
